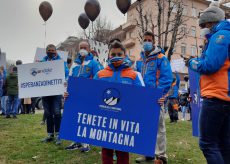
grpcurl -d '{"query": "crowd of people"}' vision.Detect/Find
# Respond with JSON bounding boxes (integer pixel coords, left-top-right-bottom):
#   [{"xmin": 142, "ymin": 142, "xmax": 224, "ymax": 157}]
[
  {"xmin": 0, "ymin": 63, "xmax": 38, "ymax": 118},
  {"xmin": 0, "ymin": 3, "xmax": 230, "ymax": 164}
]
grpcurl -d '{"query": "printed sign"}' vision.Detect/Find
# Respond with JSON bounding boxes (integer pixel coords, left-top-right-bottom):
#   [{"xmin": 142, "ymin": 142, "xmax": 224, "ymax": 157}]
[
  {"xmin": 60, "ymin": 77, "xmax": 163, "ymax": 156},
  {"xmin": 189, "ymin": 69, "xmax": 202, "ymax": 137},
  {"xmin": 18, "ymin": 60, "xmax": 65, "ymax": 98}
]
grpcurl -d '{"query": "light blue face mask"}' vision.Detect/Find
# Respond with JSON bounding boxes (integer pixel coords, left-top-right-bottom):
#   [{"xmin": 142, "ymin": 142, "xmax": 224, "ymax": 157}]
[
  {"xmin": 79, "ymin": 49, "xmax": 88, "ymax": 57},
  {"xmin": 143, "ymin": 42, "xmax": 153, "ymax": 52}
]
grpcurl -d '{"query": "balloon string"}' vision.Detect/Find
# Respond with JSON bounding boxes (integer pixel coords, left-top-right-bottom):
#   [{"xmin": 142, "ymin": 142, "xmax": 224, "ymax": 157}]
[
  {"xmin": 91, "ymin": 21, "xmax": 94, "ymax": 40},
  {"xmin": 44, "ymin": 21, "xmax": 47, "ymax": 48}
]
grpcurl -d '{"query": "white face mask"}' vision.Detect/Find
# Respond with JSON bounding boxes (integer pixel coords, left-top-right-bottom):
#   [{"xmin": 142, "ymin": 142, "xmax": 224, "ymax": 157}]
[
  {"xmin": 79, "ymin": 49, "xmax": 88, "ymax": 57},
  {"xmin": 200, "ymin": 28, "xmax": 211, "ymax": 38}
]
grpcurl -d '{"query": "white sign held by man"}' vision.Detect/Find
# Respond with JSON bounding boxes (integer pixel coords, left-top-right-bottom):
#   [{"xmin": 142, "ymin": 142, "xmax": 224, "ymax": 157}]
[
  {"xmin": 34, "ymin": 47, "xmax": 68, "ymax": 62},
  {"xmin": 18, "ymin": 60, "xmax": 65, "ymax": 98}
]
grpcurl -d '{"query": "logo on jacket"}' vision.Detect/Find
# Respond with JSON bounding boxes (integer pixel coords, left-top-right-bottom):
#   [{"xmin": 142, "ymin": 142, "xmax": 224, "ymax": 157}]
[
  {"xmin": 216, "ymin": 35, "xmax": 225, "ymax": 44},
  {"xmin": 99, "ymin": 88, "xmax": 122, "ymax": 112},
  {"xmin": 30, "ymin": 68, "xmax": 53, "ymax": 76}
]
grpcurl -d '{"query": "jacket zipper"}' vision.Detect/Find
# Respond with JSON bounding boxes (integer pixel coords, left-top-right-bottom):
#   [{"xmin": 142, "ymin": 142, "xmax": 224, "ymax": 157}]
[
  {"xmin": 78, "ymin": 63, "xmax": 84, "ymax": 77},
  {"xmin": 115, "ymin": 68, "xmax": 119, "ymax": 82}
]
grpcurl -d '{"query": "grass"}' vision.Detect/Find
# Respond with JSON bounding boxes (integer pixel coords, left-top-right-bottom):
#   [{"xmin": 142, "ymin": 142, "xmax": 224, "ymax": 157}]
[{"xmin": 0, "ymin": 114, "xmax": 206, "ymax": 164}]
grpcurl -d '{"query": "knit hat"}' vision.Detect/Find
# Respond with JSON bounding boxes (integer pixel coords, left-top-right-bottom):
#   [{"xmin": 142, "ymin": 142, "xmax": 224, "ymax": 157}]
[{"xmin": 199, "ymin": 6, "xmax": 225, "ymax": 25}]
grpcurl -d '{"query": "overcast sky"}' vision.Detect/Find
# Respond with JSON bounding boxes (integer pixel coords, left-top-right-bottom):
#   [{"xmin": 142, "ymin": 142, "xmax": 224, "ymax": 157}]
[
  {"xmin": 0, "ymin": 0, "xmax": 136, "ymax": 64},
  {"xmin": 0, "ymin": 0, "xmax": 218, "ymax": 64}
]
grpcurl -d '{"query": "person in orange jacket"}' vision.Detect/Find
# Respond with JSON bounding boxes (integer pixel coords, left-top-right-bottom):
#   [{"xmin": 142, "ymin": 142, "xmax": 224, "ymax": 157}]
[{"xmin": 94, "ymin": 40, "xmax": 144, "ymax": 164}]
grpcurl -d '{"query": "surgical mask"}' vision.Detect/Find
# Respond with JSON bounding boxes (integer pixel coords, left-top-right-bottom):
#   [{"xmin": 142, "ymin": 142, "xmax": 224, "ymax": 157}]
[
  {"xmin": 143, "ymin": 42, "xmax": 153, "ymax": 52},
  {"xmin": 47, "ymin": 52, "xmax": 56, "ymax": 59},
  {"xmin": 79, "ymin": 49, "xmax": 88, "ymax": 57},
  {"xmin": 200, "ymin": 28, "xmax": 211, "ymax": 38}
]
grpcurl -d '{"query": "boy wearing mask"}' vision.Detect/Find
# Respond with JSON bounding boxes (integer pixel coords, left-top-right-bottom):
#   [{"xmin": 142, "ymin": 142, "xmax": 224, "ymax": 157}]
[{"xmin": 94, "ymin": 40, "xmax": 144, "ymax": 164}]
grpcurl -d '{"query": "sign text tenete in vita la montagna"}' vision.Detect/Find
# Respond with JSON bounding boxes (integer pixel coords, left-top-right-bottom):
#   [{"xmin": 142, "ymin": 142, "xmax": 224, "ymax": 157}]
[{"xmin": 76, "ymin": 112, "xmax": 140, "ymax": 147}]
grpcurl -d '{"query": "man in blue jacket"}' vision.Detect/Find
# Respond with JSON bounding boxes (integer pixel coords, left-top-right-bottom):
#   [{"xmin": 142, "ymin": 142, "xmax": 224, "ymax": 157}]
[
  {"xmin": 41, "ymin": 44, "xmax": 68, "ymax": 145},
  {"xmin": 65, "ymin": 40, "xmax": 102, "ymax": 152},
  {"xmin": 135, "ymin": 31, "xmax": 173, "ymax": 164},
  {"xmin": 189, "ymin": 6, "xmax": 230, "ymax": 164}
]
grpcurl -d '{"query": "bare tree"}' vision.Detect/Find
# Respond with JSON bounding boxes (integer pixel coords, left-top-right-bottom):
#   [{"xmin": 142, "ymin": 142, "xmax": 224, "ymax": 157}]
[
  {"xmin": 135, "ymin": 0, "xmax": 187, "ymax": 61},
  {"xmin": 83, "ymin": 16, "xmax": 113, "ymax": 43},
  {"xmin": 135, "ymin": 0, "xmax": 155, "ymax": 42},
  {"xmin": 167, "ymin": 2, "xmax": 184, "ymax": 61}
]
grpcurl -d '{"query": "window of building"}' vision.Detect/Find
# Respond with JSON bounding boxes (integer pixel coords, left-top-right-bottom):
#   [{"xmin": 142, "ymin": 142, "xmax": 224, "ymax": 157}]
[
  {"xmin": 171, "ymin": 2, "xmax": 177, "ymax": 13},
  {"xmin": 191, "ymin": 7, "xmax": 197, "ymax": 17},
  {"xmin": 126, "ymin": 32, "xmax": 132, "ymax": 39},
  {"xmin": 191, "ymin": 45, "xmax": 197, "ymax": 56},
  {"xmin": 181, "ymin": 24, "xmax": 187, "ymax": 34},
  {"xmin": 181, "ymin": 43, "xmax": 187, "ymax": 56},
  {"xmin": 128, "ymin": 13, "xmax": 133, "ymax": 21},
  {"xmin": 191, "ymin": 26, "xmax": 196, "ymax": 37},
  {"xmin": 182, "ymin": 5, "xmax": 188, "ymax": 16},
  {"xmin": 129, "ymin": 49, "xmax": 133, "ymax": 56}
]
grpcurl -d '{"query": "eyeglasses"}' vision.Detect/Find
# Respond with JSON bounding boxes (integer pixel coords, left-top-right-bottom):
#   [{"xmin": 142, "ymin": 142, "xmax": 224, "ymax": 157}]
[
  {"xmin": 143, "ymin": 39, "xmax": 152, "ymax": 42},
  {"xmin": 110, "ymin": 52, "xmax": 124, "ymax": 57}
]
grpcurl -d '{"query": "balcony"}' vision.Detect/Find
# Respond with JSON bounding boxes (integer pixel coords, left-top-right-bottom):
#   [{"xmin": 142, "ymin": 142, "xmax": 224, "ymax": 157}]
[
  {"xmin": 122, "ymin": 22, "xmax": 136, "ymax": 31},
  {"xmin": 123, "ymin": 38, "xmax": 135, "ymax": 48}
]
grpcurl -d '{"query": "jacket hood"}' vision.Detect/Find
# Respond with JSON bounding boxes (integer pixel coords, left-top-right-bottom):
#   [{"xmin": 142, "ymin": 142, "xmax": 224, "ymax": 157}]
[{"xmin": 213, "ymin": 20, "xmax": 230, "ymax": 32}]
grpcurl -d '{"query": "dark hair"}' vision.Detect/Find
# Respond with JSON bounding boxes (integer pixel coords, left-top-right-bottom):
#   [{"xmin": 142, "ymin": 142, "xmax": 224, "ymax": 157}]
[
  {"xmin": 109, "ymin": 41, "xmax": 125, "ymax": 52},
  {"xmin": 144, "ymin": 31, "xmax": 155, "ymax": 40},
  {"xmin": 108, "ymin": 38, "xmax": 121, "ymax": 48},
  {"xmin": 173, "ymin": 78, "xmax": 176, "ymax": 83},
  {"xmin": 79, "ymin": 40, "xmax": 91, "ymax": 48},
  {"xmin": 12, "ymin": 66, "xmax": 17, "ymax": 73},
  {"xmin": 16, "ymin": 60, "xmax": 22, "ymax": 65},
  {"xmin": 109, "ymin": 38, "xmax": 121, "ymax": 44},
  {"xmin": 67, "ymin": 58, "xmax": 72, "ymax": 64},
  {"xmin": 46, "ymin": 44, "xmax": 56, "ymax": 52}
]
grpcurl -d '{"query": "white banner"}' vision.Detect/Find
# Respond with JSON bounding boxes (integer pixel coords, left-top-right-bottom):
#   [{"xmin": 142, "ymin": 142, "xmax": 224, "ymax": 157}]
[
  {"xmin": 171, "ymin": 58, "xmax": 186, "ymax": 73},
  {"xmin": 18, "ymin": 60, "xmax": 65, "ymax": 98},
  {"xmin": 34, "ymin": 47, "xmax": 68, "ymax": 62}
]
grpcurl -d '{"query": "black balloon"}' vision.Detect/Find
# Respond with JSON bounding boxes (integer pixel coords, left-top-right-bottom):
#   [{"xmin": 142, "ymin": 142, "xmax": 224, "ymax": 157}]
[
  {"xmin": 84, "ymin": 0, "xmax": 101, "ymax": 22},
  {"xmin": 78, "ymin": 13, "xmax": 90, "ymax": 29},
  {"xmin": 16, "ymin": 60, "xmax": 22, "ymax": 65},
  {"xmin": 116, "ymin": 0, "xmax": 131, "ymax": 14},
  {"xmin": 39, "ymin": 1, "xmax": 53, "ymax": 22}
]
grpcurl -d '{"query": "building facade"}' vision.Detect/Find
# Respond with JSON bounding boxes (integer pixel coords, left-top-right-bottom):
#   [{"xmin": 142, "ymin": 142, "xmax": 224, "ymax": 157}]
[
  {"xmin": 56, "ymin": 36, "xmax": 81, "ymax": 61},
  {"xmin": 111, "ymin": 0, "xmax": 212, "ymax": 73}
]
